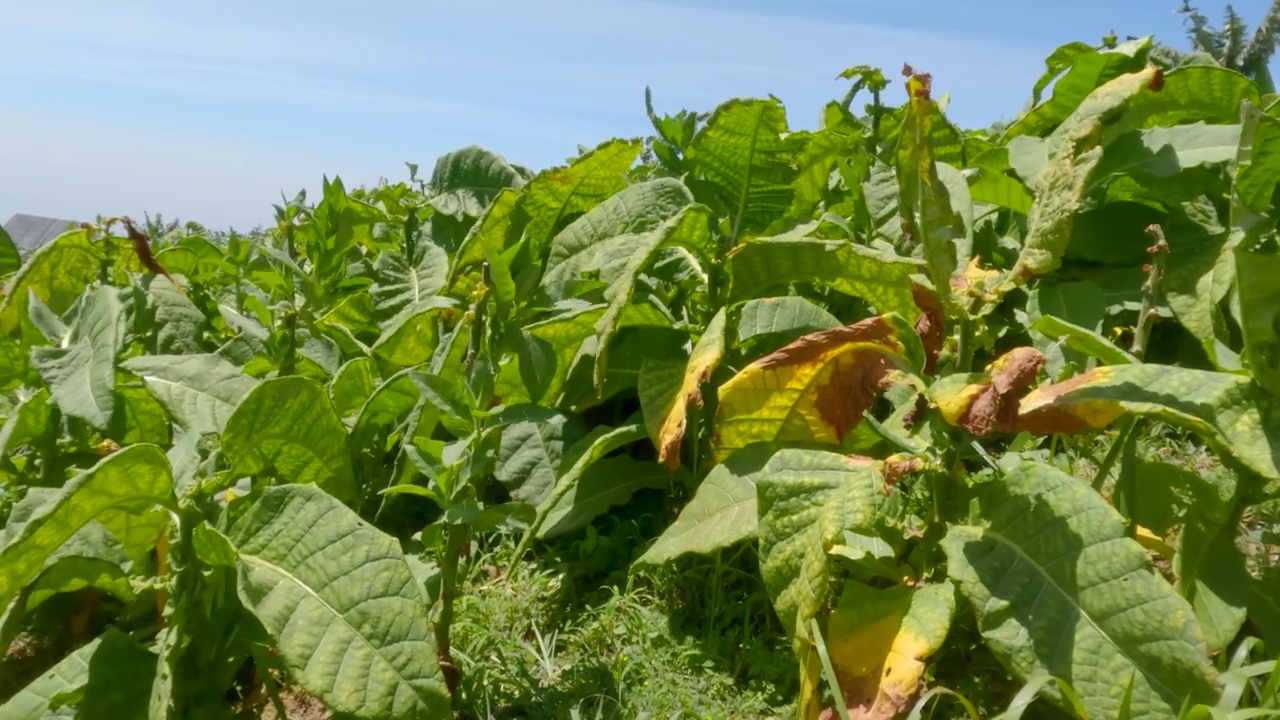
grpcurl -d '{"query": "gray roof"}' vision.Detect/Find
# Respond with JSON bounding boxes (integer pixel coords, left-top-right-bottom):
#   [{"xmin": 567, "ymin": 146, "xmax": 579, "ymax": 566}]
[{"xmin": 4, "ymin": 214, "xmax": 83, "ymax": 251}]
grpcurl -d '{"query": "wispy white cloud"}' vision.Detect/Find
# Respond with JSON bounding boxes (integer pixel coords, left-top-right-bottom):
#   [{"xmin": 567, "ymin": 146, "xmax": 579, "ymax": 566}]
[{"xmin": 0, "ymin": 0, "xmax": 1054, "ymax": 229}]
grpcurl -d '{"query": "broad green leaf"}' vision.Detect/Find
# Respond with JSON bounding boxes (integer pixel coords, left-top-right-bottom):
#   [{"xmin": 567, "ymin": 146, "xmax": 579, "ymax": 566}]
[
  {"xmin": 495, "ymin": 412, "xmax": 585, "ymax": 505},
  {"xmin": 0, "ymin": 634, "xmax": 100, "ymax": 719},
  {"xmin": 1026, "ymin": 280, "xmax": 1110, "ymax": 377},
  {"xmin": 592, "ymin": 204, "xmax": 713, "ymax": 391},
  {"xmin": 941, "ymin": 462, "xmax": 1218, "ymax": 719},
  {"xmin": 529, "ymin": 422, "xmax": 649, "ymax": 539},
  {"xmin": 370, "ymin": 243, "xmax": 451, "ymax": 326},
  {"xmin": 495, "ymin": 303, "xmax": 671, "ymax": 406},
  {"xmin": 428, "ymin": 144, "xmax": 526, "ymax": 220},
  {"xmin": 451, "ymin": 187, "xmax": 524, "ymax": 280},
  {"xmin": 0, "ymin": 502, "xmax": 132, "ymax": 652},
  {"xmin": 540, "ymin": 178, "xmax": 695, "ymax": 303},
  {"xmin": 726, "ymin": 235, "xmax": 922, "ymax": 316},
  {"xmin": 1030, "ymin": 41, "xmax": 1097, "ymax": 105},
  {"xmin": 370, "ymin": 299, "xmax": 457, "ymax": 371},
  {"xmin": 0, "ymin": 229, "xmax": 102, "ymax": 336},
  {"xmin": 825, "ymin": 581, "xmax": 955, "ymax": 719},
  {"xmin": 635, "ymin": 443, "xmax": 774, "ymax": 565},
  {"xmin": 539, "ymin": 456, "xmax": 684, "ymax": 538},
  {"xmin": 0, "ymin": 335, "xmax": 29, "ymax": 392},
  {"xmin": 23, "ymin": 554, "xmax": 134, "ymax": 612},
  {"xmin": 0, "ymin": 444, "xmax": 174, "ymax": 612},
  {"xmin": 497, "ymin": 307, "xmax": 605, "ymax": 405},
  {"xmin": 1231, "ymin": 246, "xmax": 1280, "ymax": 395},
  {"xmin": 735, "ymin": 296, "xmax": 841, "ymax": 349},
  {"xmin": 317, "ymin": 291, "xmax": 380, "ymax": 339},
  {"xmin": 145, "ymin": 276, "xmax": 206, "ymax": 354},
  {"xmin": 330, "ymin": 357, "xmax": 380, "ymax": 417},
  {"xmin": 560, "ymin": 324, "xmax": 686, "ymax": 411},
  {"xmin": 688, "ymin": 97, "xmax": 796, "ymax": 239},
  {"xmin": 0, "ymin": 224, "xmax": 20, "ymax": 277},
  {"xmin": 715, "ymin": 314, "xmax": 922, "ymax": 461},
  {"xmin": 1088, "ymin": 123, "xmax": 1241, "ymax": 199},
  {"xmin": 1006, "ymin": 135, "xmax": 1049, "ymax": 185},
  {"xmin": 1164, "ymin": 229, "xmax": 1237, "ymax": 369},
  {"xmin": 1003, "ymin": 38, "xmax": 1150, "ymax": 140},
  {"xmin": 1232, "ymin": 103, "xmax": 1280, "ymax": 214},
  {"xmin": 154, "ymin": 235, "xmax": 228, "ymax": 282},
  {"xmin": 1011, "ymin": 67, "xmax": 1165, "ymax": 284},
  {"xmin": 222, "ymin": 376, "xmax": 356, "ymax": 501},
  {"xmin": 78, "ymin": 627, "xmax": 158, "ymax": 719},
  {"xmin": 121, "ymin": 353, "xmax": 258, "ymax": 436},
  {"xmin": 30, "ymin": 286, "xmax": 126, "ymax": 428},
  {"xmin": 757, "ymin": 449, "xmax": 884, "ymax": 652},
  {"xmin": 787, "ymin": 105, "xmax": 861, "ymax": 222},
  {"xmin": 227, "ymin": 484, "xmax": 450, "ymax": 720},
  {"xmin": 0, "ymin": 390, "xmax": 52, "ymax": 459},
  {"xmin": 109, "ymin": 384, "xmax": 174, "ymax": 447},
  {"xmin": 1178, "ymin": 507, "xmax": 1250, "ymax": 654},
  {"xmin": 967, "ymin": 149, "xmax": 1035, "ymax": 214},
  {"xmin": 351, "ymin": 369, "xmax": 421, "ymax": 451},
  {"xmin": 1014, "ymin": 364, "xmax": 1280, "ymax": 484},
  {"xmin": 520, "ymin": 137, "xmax": 643, "ymax": 259},
  {"xmin": 305, "ymin": 176, "xmax": 383, "ymax": 288},
  {"xmin": 1115, "ymin": 65, "xmax": 1261, "ymax": 132},
  {"xmin": 650, "ymin": 307, "xmax": 727, "ymax": 469}
]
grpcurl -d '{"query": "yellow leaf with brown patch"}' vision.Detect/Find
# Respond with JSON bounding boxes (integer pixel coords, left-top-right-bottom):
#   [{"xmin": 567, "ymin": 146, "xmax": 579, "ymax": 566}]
[
  {"xmin": 656, "ymin": 308, "xmax": 728, "ymax": 470},
  {"xmin": 927, "ymin": 347, "xmax": 1045, "ymax": 437},
  {"xmin": 714, "ymin": 315, "xmax": 922, "ymax": 462},
  {"xmin": 820, "ymin": 581, "xmax": 955, "ymax": 720},
  {"xmin": 1010, "ymin": 364, "xmax": 1280, "ymax": 484}
]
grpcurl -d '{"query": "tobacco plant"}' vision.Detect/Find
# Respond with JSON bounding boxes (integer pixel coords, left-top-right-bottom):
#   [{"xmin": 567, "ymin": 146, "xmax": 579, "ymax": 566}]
[{"xmin": 2, "ymin": 30, "xmax": 1280, "ymax": 720}]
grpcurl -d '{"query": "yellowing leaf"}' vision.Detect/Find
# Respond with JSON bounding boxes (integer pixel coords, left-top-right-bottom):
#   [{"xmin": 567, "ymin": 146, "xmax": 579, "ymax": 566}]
[
  {"xmin": 824, "ymin": 582, "xmax": 955, "ymax": 720},
  {"xmin": 714, "ymin": 315, "xmax": 922, "ymax": 461},
  {"xmin": 1012, "ymin": 364, "xmax": 1280, "ymax": 484},
  {"xmin": 896, "ymin": 68, "xmax": 968, "ymax": 303},
  {"xmin": 656, "ymin": 308, "xmax": 727, "ymax": 470}
]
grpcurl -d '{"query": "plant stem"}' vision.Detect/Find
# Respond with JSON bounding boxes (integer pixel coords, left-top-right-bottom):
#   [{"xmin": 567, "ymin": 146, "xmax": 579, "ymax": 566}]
[
  {"xmin": 1130, "ymin": 224, "xmax": 1170, "ymax": 360},
  {"xmin": 435, "ymin": 523, "xmax": 467, "ymax": 707}
]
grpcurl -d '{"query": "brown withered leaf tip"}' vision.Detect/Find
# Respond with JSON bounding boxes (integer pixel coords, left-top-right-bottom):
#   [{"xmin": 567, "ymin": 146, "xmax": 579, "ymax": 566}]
[
  {"xmin": 122, "ymin": 217, "xmax": 186, "ymax": 296},
  {"xmin": 755, "ymin": 315, "xmax": 898, "ymax": 371},
  {"xmin": 882, "ymin": 455, "xmax": 925, "ymax": 492},
  {"xmin": 903, "ymin": 393, "xmax": 930, "ymax": 429},
  {"xmin": 956, "ymin": 347, "xmax": 1045, "ymax": 437},
  {"xmin": 1148, "ymin": 67, "xmax": 1165, "ymax": 92},
  {"xmin": 845, "ymin": 454, "xmax": 877, "ymax": 468},
  {"xmin": 911, "ymin": 283, "xmax": 946, "ymax": 374}
]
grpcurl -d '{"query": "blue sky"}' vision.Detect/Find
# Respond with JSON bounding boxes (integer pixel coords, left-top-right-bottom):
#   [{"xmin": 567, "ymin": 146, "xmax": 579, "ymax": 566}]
[{"xmin": 0, "ymin": 0, "xmax": 1271, "ymax": 231}]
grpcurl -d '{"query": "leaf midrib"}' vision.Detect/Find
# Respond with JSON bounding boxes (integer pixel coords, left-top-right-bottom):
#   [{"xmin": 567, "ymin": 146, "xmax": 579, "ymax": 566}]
[{"xmin": 975, "ymin": 525, "xmax": 1180, "ymax": 702}]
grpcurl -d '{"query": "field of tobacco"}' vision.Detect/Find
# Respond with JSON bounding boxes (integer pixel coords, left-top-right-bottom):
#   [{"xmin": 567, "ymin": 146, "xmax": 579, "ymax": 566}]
[{"xmin": 3, "ymin": 27, "xmax": 1280, "ymax": 720}]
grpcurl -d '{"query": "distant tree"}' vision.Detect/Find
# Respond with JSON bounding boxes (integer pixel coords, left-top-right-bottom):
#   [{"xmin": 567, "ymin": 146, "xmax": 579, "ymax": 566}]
[{"xmin": 1154, "ymin": 1, "xmax": 1280, "ymax": 92}]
